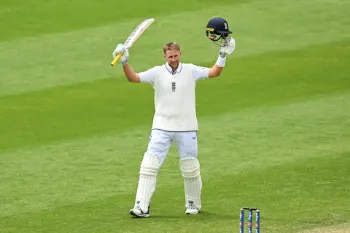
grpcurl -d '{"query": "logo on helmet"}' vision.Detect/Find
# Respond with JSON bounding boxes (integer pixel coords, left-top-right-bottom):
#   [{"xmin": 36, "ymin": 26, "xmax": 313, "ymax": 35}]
[{"xmin": 206, "ymin": 17, "xmax": 232, "ymax": 46}]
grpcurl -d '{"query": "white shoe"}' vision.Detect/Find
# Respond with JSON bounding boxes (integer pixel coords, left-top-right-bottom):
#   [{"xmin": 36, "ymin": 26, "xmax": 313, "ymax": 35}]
[
  {"xmin": 129, "ymin": 205, "xmax": 150, "ymax": 218},
  {"xmin": 185, "ymin": 201, "xmax": 200, "ymax": 215}
]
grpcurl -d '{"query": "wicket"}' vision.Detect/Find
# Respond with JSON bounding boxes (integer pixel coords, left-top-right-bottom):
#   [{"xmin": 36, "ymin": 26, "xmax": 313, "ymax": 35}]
[{"xmin": 240, "ymin": 207, "xmax": 260, "ymax": 233}]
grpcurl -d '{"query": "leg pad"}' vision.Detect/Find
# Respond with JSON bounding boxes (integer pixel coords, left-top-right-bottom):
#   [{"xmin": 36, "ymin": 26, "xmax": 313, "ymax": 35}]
[{"xmin": 180, "ymin": 158, "xmax": 202, "ymax": 210}]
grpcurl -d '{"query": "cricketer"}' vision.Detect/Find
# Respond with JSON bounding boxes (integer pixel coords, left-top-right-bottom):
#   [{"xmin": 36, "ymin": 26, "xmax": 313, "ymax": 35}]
[{"xmin": 112, "ymin": 17, "xmax": 236, "ymax": 218}]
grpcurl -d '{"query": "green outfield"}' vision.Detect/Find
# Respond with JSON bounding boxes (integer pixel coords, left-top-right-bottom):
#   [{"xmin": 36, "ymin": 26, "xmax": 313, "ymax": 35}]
[{"xmin": 1, "ymin": 0, "xmax": 350, "ymax": 232}]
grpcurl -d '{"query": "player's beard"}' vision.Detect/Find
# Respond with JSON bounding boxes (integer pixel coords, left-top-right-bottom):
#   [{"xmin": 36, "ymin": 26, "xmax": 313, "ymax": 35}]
[{"xmin": 169, "ymin": 61, "xmax": 179, "ymax": 70}]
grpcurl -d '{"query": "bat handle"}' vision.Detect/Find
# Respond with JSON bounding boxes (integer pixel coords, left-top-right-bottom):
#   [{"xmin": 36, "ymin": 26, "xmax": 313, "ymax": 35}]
[{"xmin": 111, "ymin": 53, "xmax": 122, "ymax": 66}]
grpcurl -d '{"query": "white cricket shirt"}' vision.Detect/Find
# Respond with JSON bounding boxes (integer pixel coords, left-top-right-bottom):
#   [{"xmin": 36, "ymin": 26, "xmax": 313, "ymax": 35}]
[{"xmin": 139, "ymin": 62, "xmax": 209, "ymax": 131}]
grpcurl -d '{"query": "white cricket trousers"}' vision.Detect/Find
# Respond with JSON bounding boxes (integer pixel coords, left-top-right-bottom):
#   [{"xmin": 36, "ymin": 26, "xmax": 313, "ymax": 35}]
[{"xmin": 146, "ymin": 129, "xmax": 198, "ymax": 165}]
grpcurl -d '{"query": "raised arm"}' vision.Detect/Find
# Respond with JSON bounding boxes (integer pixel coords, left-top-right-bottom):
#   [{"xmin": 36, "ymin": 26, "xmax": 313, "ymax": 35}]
[
  {"xmin": 112, "ymin": 44, "xmax": 155, "ymax": 84},
  {"xmin": 122, "ymin": 64, "xmax": 140, "ymax": 83},
  {"xmin": 112, "ymin": 44, "xmax": 140, "ymax": 83},
  {"xmin": 208, "ymin": 37, "xmax": 236, "ymax": 78},
  {"xmin": 208, "ymin": 61, "xmax": 224, "ymax": 78}
]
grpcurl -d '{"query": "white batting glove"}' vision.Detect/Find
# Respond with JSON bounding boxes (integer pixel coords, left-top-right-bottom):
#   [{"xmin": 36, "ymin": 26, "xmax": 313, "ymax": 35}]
[
  {"xmin": 219, "ymin": 37, "xmax": 236, "ymax": 57},
  {"xmin": 112, "ymin": 44, "xmax": 129, "ymax": 65}
]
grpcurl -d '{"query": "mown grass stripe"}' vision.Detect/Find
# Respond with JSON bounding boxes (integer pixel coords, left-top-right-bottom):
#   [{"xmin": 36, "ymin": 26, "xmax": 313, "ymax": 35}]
[
  {"xmin": 1, "ymin": 39, "xmax": 349, "ymax": 151},
  {"xmin": 1, "ymin": 91, "xmax": 349, "ymax": 218},
  {"xmin": 1, "ymin": 0, "xmax": 349, "ymax": 96},
  {"xmin": 0, "ymin": 151, "xmax": 349, "ymax": 232}
]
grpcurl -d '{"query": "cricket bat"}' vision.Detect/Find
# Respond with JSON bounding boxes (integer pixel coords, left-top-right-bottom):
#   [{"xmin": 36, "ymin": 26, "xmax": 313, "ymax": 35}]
[{"xmin": 111, "ymin": 18, "xmax": 155, "ymax": 66}]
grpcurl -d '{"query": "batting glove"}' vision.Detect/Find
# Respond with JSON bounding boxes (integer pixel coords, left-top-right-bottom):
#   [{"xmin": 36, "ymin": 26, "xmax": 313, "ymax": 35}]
[
  {"xmin": 219, "ymin": 37, "xmax": 236, "ymax": 57},
  {"xmin": 112, "ymin": 44, "xmax": 129, "ymax": 65}
]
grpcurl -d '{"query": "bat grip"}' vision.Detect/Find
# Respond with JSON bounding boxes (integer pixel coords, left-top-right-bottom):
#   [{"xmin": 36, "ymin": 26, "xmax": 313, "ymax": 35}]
[{"xmin": 111, "ymin": 53, "xmax": 122, "ymax": 66}]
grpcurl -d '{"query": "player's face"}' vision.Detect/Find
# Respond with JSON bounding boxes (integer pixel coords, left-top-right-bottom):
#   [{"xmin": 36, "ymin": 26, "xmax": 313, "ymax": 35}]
[{"xmin": 164, "ymin": 50, "xmax": 181, "ymax": 70}]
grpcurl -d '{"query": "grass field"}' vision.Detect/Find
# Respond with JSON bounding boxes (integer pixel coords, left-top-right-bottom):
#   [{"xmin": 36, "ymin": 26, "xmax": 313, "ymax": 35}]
[{"xmin": 1, "ymin": 0, "xmax": 350, "ymax": 232}]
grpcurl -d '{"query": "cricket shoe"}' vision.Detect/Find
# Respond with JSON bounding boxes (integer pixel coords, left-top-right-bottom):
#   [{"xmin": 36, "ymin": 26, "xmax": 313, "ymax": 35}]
[
  {"xmin": 129, "ymin": 204, "xmax": 150, "ymax": 218},
  {"xmin": 185, "ymin": 201, "xmax": 200, "ymax": 215}
]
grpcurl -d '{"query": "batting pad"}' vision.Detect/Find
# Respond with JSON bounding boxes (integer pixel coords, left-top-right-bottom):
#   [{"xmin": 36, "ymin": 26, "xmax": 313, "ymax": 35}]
[
  {"xmin": 135, "ymin": 153, "xmax": 160, "ymax": 212},
  {"xmin": 180, "ymin": 158, "xmax": 202, "ymax": 209}
]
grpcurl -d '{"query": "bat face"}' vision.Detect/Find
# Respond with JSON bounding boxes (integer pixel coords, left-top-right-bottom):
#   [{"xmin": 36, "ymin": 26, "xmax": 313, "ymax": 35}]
[
  {"xmin": 124, "ymin": 18, "xmax": 155, "ymax": 48},
  {"xmin": 111, "ymin": 18, "xmax": 154, "ymax": 66}
]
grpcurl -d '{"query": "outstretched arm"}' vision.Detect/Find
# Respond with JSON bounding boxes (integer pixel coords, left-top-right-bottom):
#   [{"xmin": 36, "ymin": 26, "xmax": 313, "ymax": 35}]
[
  {"xmin": 208, "ymin": 37, "xmax": 236, "ymax": 78},
  {"xmin": 122, "ymin": 64, "xmax": 140, "ymax": 83},
  {"xmin": 112, "ymin": 44, "xmax": 140, "ymax": 83},
  {"xmin": 208, "ymin": 59, "xmax": 225, "ymax": 78},
  {"xmin": 112, "ymin": 44, "xmax": 156, "ymax": 85}
]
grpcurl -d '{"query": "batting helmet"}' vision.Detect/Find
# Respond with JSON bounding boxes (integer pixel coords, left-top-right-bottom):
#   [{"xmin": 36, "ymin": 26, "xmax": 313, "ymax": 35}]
[{"xmin": 206, "ymin": 17, "xmax": 232, "ymax": 42}]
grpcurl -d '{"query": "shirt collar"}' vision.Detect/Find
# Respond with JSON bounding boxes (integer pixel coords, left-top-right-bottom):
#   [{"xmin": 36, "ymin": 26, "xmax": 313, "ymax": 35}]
[{"xmin": 165, "ymin": 62, "xmax": 182, "ymax": 75}]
